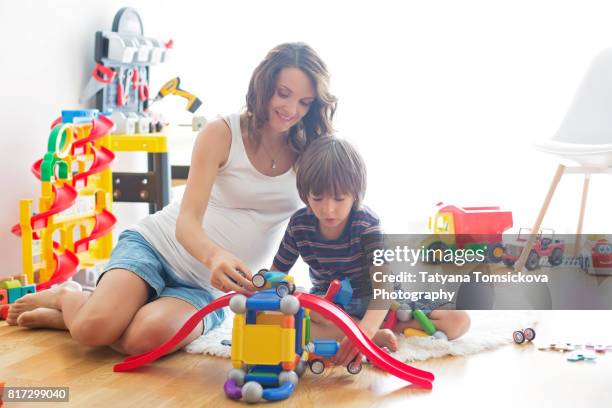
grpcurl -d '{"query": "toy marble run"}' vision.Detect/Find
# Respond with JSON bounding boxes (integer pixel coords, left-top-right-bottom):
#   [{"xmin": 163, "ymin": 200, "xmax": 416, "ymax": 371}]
[
  {"xmin": 10, "ymin": 110, "xmax": 116, "ymax": 292},
  {"xmin": 113, "ymin": 271, "xmax": 436, "ymax": 403}
]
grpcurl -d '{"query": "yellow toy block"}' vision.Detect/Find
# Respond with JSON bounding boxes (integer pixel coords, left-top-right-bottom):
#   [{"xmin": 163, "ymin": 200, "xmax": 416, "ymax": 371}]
[
  {"xmin": 0, "ymin": 280, "xmax": 21, "ymax": 290},
  {"xmin": 231, "ymin": 314, "xmax": 245, "ymax": 368},
  {"xmin": 404, "ymin": 328, "xmax": 429, "ymax": 337},
  {"xmin": 242, "ymin": 325, "xmax": 287, "ymax": 365}
]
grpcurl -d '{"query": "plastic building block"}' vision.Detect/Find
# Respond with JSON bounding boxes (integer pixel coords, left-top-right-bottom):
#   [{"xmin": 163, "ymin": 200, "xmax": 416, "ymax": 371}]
[
  {"xmin": 246, "ymin": 290, "xmax": 281, "ymax": 311},
  {"xmin": 404, "ymin": 328, "xmax": 428, "ymax": 337},
  {"xmin": 333, "ymin": 277, "xmax": 353, "ymax": 307},
  {"xmin": 413, "ymin": 309, "xmax": 437, "ymax": 335},
  {"xmin": 312, "ymin": 339, "xmax": 340, "ymax": 357},
  {"xmin": 0, "ymin": 304, "xmax": 9, "ymax": 320},
  {"xmin": 21, "ymin": 285, "xmax": 36, "ymax": 297},
  {"xmin": 61, "ymin": 109, "xmax": 98, "ymax": 124},
  {"xmin": 0, "ymin": 279, "xmax": 21, "ymax": 290},
  {"xmin": 0, "ymin": 289, "xmax": 7, "ymax": 305},
  {"xmin": 8, "ymin": 288, "xmax": 23, "ymax": 303}
]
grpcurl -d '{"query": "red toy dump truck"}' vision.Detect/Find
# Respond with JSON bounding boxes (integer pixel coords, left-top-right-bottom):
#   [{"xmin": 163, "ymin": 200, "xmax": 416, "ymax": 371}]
[{"xmin": 424, "ymin": 203, "xmax": 513, "ymax": 263}]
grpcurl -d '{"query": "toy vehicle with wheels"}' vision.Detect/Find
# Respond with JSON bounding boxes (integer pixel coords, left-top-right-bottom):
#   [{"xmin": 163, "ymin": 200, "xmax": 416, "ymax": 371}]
[
  {"xmin": 423, "ymin": 203, "xmax": 513, "ymax": 264},
  {"xmin": 252, "ymin": 269, "xmax": 296, "ymax": 297},
  {"xmin": 580, "ymin": 239, "xmax": 612, "ymax": 275},
  {"xmin": 305, "ymin": 339, "xmax": 363, "ymax": 375},
  {"xmin": 513, "ymin": 327, "xmax": 536, "ymax": 344},
  {"xmin": 503, "ymin": 228, "xmax": 565, "ymax": 270}
]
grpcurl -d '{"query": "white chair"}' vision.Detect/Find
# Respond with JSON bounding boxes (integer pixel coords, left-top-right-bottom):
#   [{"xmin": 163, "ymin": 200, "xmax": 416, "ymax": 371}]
[{"xmin": 514, "ymin": 49, "xmax": 612, "ymax": 271}]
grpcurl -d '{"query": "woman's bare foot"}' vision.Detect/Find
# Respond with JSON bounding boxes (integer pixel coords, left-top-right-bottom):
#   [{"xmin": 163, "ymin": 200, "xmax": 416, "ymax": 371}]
[
  {"xmin": 373, "ymin": 328, "xmax": 399, "ymax": 352},
  {"xmin": 17, "ymin": 308, "xmax": 67, "ymax": 330},
  {"xmin": 6, "ymin": 283, "xmax": 80, "ymax": 326}
]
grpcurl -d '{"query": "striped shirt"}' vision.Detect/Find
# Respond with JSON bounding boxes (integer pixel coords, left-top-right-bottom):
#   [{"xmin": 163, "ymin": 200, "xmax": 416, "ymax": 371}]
[{"xmin": 272, "ymin": 206, "xmax": 384, "ymax": 297}]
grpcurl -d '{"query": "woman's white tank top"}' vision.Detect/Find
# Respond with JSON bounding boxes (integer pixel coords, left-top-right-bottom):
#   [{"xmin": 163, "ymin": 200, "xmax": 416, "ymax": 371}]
[{"xmin": 130, "ymin": 113, "xmax": 302, "ymax": 289}]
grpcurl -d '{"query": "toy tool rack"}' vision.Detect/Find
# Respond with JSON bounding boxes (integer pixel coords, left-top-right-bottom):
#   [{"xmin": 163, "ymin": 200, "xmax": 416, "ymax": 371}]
[
  {"xmin": 91, "ymin": 7, "xmax": 172, "ymax": 214},
  {"xmin": 93, "ymin": 7, "xmax": 169, "ymax": 113},
  {"xmin": 11, "ymin": 112, "xmax": 116, "ymax": 290}
]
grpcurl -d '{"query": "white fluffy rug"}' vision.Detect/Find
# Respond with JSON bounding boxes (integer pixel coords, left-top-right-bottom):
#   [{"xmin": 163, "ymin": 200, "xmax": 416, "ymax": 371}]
[{"xmin": 185, "ymin": 310, "xmax": 539, "ymax": 362}]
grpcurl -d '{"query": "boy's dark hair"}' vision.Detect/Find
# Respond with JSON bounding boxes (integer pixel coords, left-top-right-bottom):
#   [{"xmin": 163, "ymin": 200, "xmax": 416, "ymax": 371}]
[{"xmin": 296, "ymin": 136, "xmax": 367, "ymax": 209}]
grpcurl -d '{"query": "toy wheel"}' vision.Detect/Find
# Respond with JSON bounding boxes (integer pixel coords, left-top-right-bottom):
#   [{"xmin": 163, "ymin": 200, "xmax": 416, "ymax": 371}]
[
  {"xmin": 525, "ymin": 251, "xmax": 540, "ymax": 270},
  {"xmin": 276, "ymin": 282, "xmax": 291, "ymax": 298},
  {"xmin": 252, "ymin": 273, "xmax": 266, "ymax": 288},
  {"xmin": 549, "ymin": 248, "xmax": 563, "ymax": 266},
  {"xmin": 503, "ymin": 258, "xmax": 515, "ymax": 267},
  {"xmin": 513, "ymin": 330, "xmax": 525, "ymax": 344},
  {"xmin": 347, "ymin": 358, "xmax": 363, "ymax": 375},
  {"xmin": 487, "ymin": 243, "xmax": 505, "ymax": 263},
  {"xmin": 309, "ymin": 359, "xmax": 325, "ymax": 375},
  {"xmin": 523, "ymin": 328, "xmax": 536, "ymax": 341}
]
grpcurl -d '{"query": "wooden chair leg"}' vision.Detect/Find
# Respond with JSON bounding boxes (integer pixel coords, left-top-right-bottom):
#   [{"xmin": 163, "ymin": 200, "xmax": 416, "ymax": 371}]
[
  {"xmin": 574, "ymin": 173, "xmax": 590, "ymax": 256},
  {"xmin": 514, "ymin": 164, "xmax": 565, "ymax": 271}
]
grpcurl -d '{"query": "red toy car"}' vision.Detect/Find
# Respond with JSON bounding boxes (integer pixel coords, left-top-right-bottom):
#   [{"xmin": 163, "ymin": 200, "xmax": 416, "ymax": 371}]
[
  {"xmin": 503, "ymin": 228, "xmax": 565, "ymax": 270},
  {"xmin": 581, "ymin": 239, "xmax": 612, "ymax": 275}
]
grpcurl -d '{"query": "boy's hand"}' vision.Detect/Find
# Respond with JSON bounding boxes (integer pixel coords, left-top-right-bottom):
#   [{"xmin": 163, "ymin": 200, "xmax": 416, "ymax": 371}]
[{"xmin": 333, "ymin": 336, "xmax": 362, "ymax": 367}]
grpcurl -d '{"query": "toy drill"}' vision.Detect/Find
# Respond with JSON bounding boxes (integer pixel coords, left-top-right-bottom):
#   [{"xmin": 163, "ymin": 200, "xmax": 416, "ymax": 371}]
[{"xmin": 150, "ymin": 77, "xmax": 202, "ymax": 113}]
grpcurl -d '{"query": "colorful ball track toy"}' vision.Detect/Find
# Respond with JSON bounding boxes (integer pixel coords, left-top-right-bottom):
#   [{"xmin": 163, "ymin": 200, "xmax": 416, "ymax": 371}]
[
  {"xmin": 10, "ymin": 110, "xmax": 116, "ymax": 292},
  {"xmin": 113, "ymin": 274, "xmax": 435, "ymax": 402}
]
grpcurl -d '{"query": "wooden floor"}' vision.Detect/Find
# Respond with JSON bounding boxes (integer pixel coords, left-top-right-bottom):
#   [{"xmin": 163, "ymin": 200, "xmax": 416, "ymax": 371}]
[{"xmin": 1, "ymin": 310, "xmax": 611, "ymax": 407}]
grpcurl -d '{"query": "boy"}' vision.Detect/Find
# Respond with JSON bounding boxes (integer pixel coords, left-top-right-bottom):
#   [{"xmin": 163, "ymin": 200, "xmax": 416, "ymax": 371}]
[{"xmin": 272, "ymin": 137, "xmax": 470, "ymax": 366}]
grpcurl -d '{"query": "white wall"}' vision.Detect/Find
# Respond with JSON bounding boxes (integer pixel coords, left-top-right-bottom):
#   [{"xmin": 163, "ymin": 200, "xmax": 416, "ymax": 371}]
[{"xmin": 2, "ymin": 0, "xmax": 612, "ymax": 279}]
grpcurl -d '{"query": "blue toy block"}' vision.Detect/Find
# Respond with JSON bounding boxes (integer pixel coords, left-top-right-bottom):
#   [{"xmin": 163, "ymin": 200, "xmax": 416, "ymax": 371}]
[
  {"xmin": 246, "ymin": 291, "xmax": 280, "ymax": 311},
  {"xmin": 246, "ymin": 310, "xmax": 257, "ymax": 324},
  {"xmin": 61, "ymin": 109, "xmax": 98, "ymax": 124},
  {"xmin": 264, "ymin": 271, "xmax": 288, "ymax": 284},
  {"xmin": 313, "ymin": 339, "xmax": 340, "ymax": 357},
  {"xmin": 21, "ymin": 285, "xmax": 36, "ymax": 297},
  {"xmin": 295, "ymin": 308, "xmax": 304, "ymax": 355},
  {"xmin": 262, "ymin": 382, "xmax": 295, "ymax": 401},
  {"xmin": 333, "ymin": 277, "xmax": 353, "ymax": 307},
  {"xmin": 8, "ymin": 287, "xmax": 23, "ymax": 303},
  {"xmin": 245, "ymin": 371, "xmax": 278, "ymax": 387},
  {"xmin": 251, "ymin": 365, "xmax": 282, "ymax": 374}
]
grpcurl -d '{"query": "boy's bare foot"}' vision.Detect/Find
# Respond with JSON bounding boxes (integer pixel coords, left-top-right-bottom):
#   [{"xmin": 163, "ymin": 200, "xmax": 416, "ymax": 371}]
[
  {"xmin": 17, "ymin": 308, "xmax": 67, "ymax": 330},
  {"xmin": 373, "ymin": 328, "xmax": 399, "ymax": 352},
  {"xmin": 6, "ymin": 282, "xmax": 81, "ymax": 326}
]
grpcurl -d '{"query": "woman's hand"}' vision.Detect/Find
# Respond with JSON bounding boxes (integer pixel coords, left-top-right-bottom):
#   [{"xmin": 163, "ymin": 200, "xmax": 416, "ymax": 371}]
[{"xmin": 208, "ymin": 249, "xmax": 255, "ymax": 294}]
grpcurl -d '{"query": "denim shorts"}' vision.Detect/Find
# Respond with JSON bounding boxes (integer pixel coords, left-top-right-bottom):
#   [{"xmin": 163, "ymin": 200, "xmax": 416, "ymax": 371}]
[{"xmin": 100, "ymin": 230, "xmax": 225, "ymax": 334}]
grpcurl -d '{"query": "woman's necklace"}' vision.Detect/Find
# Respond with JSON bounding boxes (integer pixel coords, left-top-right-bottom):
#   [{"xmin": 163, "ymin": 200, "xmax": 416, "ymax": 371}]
[{"xmin": 260, "ymin": 137, "xmax": 286, "ymax": 169}]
